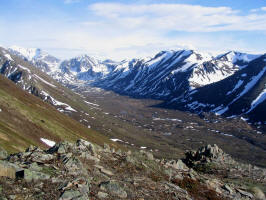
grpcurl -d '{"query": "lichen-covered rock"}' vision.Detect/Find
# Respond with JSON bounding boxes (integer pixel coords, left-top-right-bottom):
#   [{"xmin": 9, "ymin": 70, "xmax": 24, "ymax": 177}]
[
  {"xmin": 103, "ymin": 143, "xmax": 111, "ymax": 153},
  {"xmin": 97, "ymin": 191, "xmax": 108, "ymax": 199},
  {"xmin": 140, "ymin": 150, "xmax": 154, "ymax": 160},
  {"xmin": 165, "ymin": 182, "xmax": 192, "ymax": 200},
  {"xmin": 48, "ymin": 141, "xmax": 73, "ymax": 154},
  {"xmin": 59, "ymin": 190, "xmax": 83, "ymax": 200},
  {"xmin": 31, "ymin": 152, "xmax": 55, "ymax": 163},
  {"xmin": 75, "ymin": 139, "xmax": 96, "ymax": 155},
  {"xmin": 166, "ymin": 159, "xmax": 189, "ymax": 171},
  {"xmin": 100, "ymin": 180, "xmax": 127, "ymax": 199},
  {"xmin": 63, "ymin": 157, "xmax": 84, "ymax": 172},
  {"xmin": 100, "ymin": 168, "xmax": 114, "ymax": 177},
  {"xmin": 23, "ymin": 169, "xmax": 50, "ymax": 182},
  {"xmin": 28, "ymin": 162, "xmax": 42, "ymax": 172},
  {"xmin": 80, "ymin": 152, "xmax": 100, "ymax": 162},
  {"xmin": 0, "ymin": 140, "xmax": 264, "ymax": 200},
  {"xmin": 57, "ymin": 142, "xmax": 73, "ymax": 154},
  {"xmin": 223, "ymin": 184, "xmax": 234, "ymax": 195},
  {"xmin": 236, "ymin": 188, "xmax": 254, "ymax": 199},
  {"xmin": 25, "ymin": 145, "xmax": 41, "ymax": 153}
]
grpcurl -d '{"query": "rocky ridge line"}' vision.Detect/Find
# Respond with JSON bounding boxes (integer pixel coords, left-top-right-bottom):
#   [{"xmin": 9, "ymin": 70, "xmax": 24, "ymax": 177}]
[{"xmin": 0, "ymin": 140, "xmax": 265, "ymax": 200}]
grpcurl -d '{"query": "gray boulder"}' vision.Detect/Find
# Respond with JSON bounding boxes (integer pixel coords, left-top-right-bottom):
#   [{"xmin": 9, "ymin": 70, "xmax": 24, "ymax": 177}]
[
  {"xmin": 23, "ymin": 169, "xmax": 50, "ymax": 182},
  {"xmin": 166, "ymin": 159, "xmax": 189, "ymax": 171},
  {"xmin": 31, "ymin": 152, "xmax": 55, "ymax": 163},
  {"xmin": 48, "ymin": 141, "xmax": 73, "ymax": 154},
  {"xmin": 97, "ymin": 191, "xmax": 108, "ymax": 199},
  {"xmin": 75, "ymin": 139, "xmax": 96, "ymax": 155},
  {"xmin": 100, "ymin": 180, "xmax": 127, "ymax": 199},
  {"xmin": 59, "ymin": 190, "xmax": 83, "ymax": 200}
]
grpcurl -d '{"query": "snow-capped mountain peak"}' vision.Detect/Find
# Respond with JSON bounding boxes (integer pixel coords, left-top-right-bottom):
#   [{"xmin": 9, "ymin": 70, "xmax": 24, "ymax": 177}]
[
  {"xmin": 57, "ymin": 54, "xmax": 116, "ymax": 83},
  {"xmin": 216, "ymin": 51, "xmax": 261, "ymax": 65},
  {"xmin": 8, "ymin": 46, "xmax": 60, "ymax": 73},
  {"xmin": 9, "ymin": 45, "xmax": 41, "ymax": 61}
]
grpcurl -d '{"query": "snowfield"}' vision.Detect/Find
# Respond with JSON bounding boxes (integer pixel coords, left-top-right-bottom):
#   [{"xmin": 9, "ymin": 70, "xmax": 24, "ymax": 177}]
[{"xmin": 246, "ymin": 88, "xmax": 266, "ymax": 113}]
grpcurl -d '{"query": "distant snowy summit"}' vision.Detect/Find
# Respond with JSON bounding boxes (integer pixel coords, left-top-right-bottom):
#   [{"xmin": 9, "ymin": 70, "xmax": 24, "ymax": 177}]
[
  {"xmin": 59, "ymin": 54, "xmax": 115, "ymax": 81},
  {"xmin": 8, "ymin": 46, "xmax": 60, "ymax": 73},
  {"xmin": 9, "ymin": 46, "xmax": 42, "ymax": 61}
]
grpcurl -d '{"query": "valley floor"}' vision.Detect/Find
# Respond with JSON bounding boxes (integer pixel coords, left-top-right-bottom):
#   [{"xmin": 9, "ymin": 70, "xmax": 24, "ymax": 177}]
[{"xmin": 65, "ymin": 85, "xmax": 266, "ymax": 168}]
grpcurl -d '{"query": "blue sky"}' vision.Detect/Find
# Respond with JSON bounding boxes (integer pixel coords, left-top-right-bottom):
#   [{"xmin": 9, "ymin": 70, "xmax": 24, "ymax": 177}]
[{"xmin": 0, "ymin": 0, "xmax": 265, "ymax": 60}]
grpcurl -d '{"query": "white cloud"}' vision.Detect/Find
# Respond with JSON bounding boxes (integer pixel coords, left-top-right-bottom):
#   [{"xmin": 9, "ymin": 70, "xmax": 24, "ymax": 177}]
[
  {"xmin": 88, "ymin": 3, "xmax": 266, "ymax": 32},
  {"xmin": 1, "ymin": 2, "xmax": 265, "ymax": 60},
  {"xmin": 251, "ymin": 7, "xmax": 266, "ymax": 13}
]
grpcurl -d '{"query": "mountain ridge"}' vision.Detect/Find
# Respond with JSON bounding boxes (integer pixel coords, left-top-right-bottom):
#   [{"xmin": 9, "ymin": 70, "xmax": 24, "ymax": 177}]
[{"xmin": 5, "ymin": 46, "xmax": 266, "ymax": 124}]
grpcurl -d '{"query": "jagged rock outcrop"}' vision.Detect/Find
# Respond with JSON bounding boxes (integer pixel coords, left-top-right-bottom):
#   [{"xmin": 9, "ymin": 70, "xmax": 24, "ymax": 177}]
[
  {"xmin": 184, "ymin": 144, "xmax": 235, "ymax": 166},
  {"xmin": 0, "ymin": 140, "xmax": 265, "ymax": 199}
]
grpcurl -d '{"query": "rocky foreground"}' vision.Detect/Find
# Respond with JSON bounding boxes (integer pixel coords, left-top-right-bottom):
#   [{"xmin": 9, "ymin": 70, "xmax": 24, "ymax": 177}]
[{"xmin": 0, "ymin": 140, "xmax": 265, "ymax": 200}]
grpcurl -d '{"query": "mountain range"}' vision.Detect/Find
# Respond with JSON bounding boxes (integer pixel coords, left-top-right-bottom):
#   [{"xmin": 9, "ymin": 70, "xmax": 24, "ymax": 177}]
[
  {"xmin": 4, "ymin": 45, "xmax": 265, "ymax": 125},
  {"xmin": 1, "ymin": 44, "xmax": 266, "ymax": 165},
  {"xmin": 0, "ymin": 45, "xmax": 266, "ymax": 199}
]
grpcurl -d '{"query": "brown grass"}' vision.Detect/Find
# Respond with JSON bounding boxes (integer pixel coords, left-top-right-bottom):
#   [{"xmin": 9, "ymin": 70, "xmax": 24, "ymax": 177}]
[
  {"xmin": 0, "ymin": 75, "xmax": 121, "ymax": 153},
  {"xmin": 172, "ymin": 177, "xmax": 226, "ymax": 200}
]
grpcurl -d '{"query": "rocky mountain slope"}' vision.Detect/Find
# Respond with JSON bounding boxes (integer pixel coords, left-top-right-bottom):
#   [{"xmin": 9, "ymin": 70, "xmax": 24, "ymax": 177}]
[
  {"xmin": 0, "ymin": 140, "xmax": 265, "ymax": 199},
  {"xmin": 1, "ymin": 47, "xmax": 119, "ymax": 124},
  {"xmin": 0, "ymin": 71, "xmax": 116, "ymax": 153},
  {"xmin": 92, "ymin": 50, "xmax": 265, "ymax": 124},
  {"xmin": 164, "ymin": 54, "xmax": 266, "ymax": 123},
  {"xmin": 93, "ymin": 50, "xmax": 245, "ymax": 98},
  {"xmin": 0, "ymin": 47, "xmax": 85, "ymax": 116}
]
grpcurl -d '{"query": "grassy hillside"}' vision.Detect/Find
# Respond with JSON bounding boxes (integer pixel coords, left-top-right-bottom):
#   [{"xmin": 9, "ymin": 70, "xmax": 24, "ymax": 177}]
[{"xmin": 0, "ymin": 75, "xmax": 118, "ymax": 153}]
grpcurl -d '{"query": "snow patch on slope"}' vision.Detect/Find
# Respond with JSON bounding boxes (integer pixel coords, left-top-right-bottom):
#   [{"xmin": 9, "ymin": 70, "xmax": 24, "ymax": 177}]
[
  {"xmin": 84, "ymin": 101, "xmax": 99, "ymax": 107},
  {"xmin": 40, "ymin": 138, "xmax": 55, "ymax": 147},
  {"xmin": 4, "ymin": 54, "xmax": 13, "ymax": 61},
  {"xmin": 189, "ymin": 66, "xmax": 237, "ymax": 87},
  {"xmin": 246, "ymin": 88, "xmax": 266, "ymax": 113},
  {"xmin": 230, "ymin": 66, "xmax": 266, "ymax": 105},
  {"xmin": 18, "ymin": 65, "xmax": 31, "ymax": 73},
  {"xmin": 34, "ymin": 74, "xmax": 56, "ymax": 88},
  {"xmin": 215, "ymin": 106, "xmax": 229, "ymax": 115},
  {"xmin": 226, "ymin": 80, "xmax": 243, "ymax": 95},
  {"xmin": 41, "ymin": 91, "xmax": 76, "ymax": 112}
]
